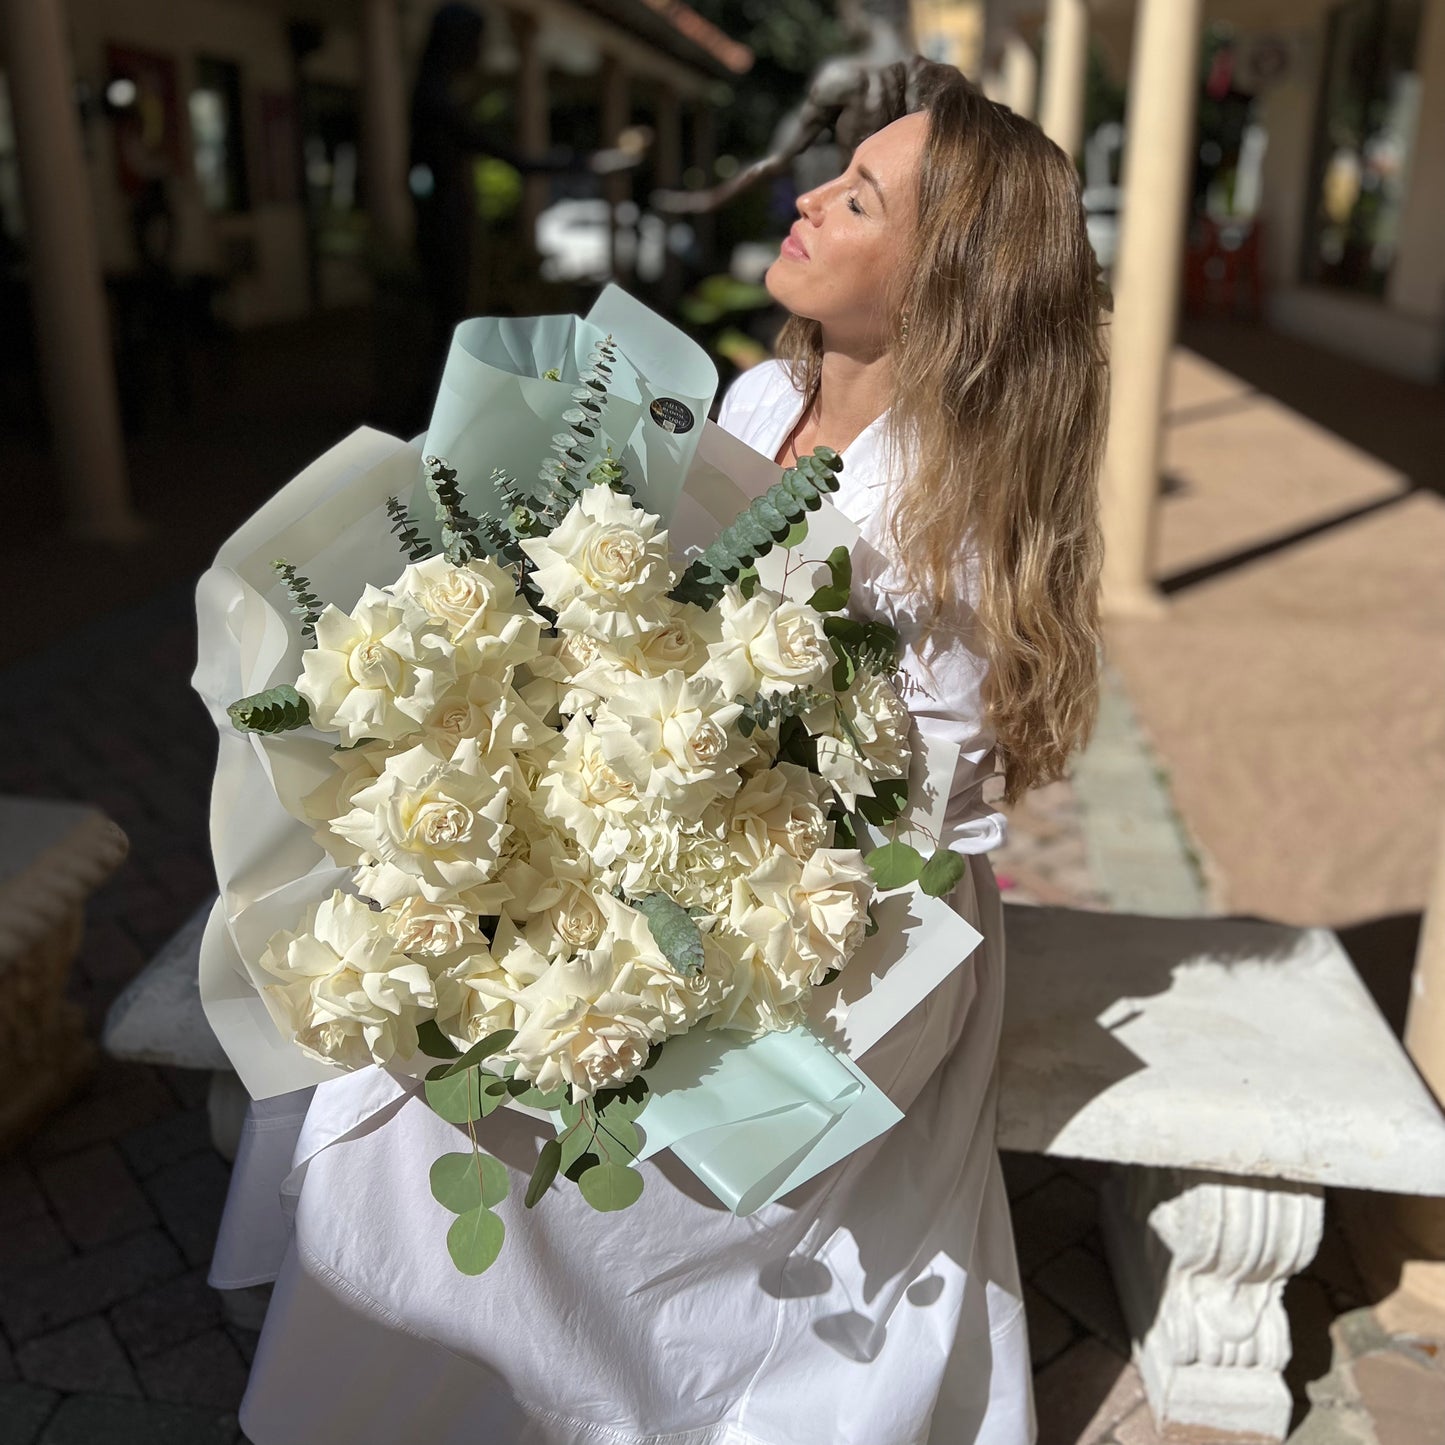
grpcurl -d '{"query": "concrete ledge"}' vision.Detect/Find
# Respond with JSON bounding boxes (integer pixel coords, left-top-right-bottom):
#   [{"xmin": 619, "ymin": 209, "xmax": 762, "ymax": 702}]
[{"xmin": 997, "ymin": 902, "xmax": 1445, "ymax": 1197}]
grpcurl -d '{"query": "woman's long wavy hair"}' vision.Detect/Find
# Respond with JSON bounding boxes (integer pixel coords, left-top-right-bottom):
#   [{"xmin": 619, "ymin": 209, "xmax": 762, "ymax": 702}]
[{"xmin": 776, "ymin": 72, "xmax": 1109, "ymax": 804}]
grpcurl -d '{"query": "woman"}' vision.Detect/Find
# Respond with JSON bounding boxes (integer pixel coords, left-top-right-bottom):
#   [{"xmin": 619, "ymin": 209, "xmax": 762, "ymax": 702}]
[{"xmin": 227, "ymin": 72, "xmax": 1106, "ymax": 1445}]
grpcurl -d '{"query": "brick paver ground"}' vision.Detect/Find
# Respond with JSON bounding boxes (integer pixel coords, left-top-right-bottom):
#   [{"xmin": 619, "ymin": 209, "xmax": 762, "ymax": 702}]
[{"xmin": 0, "ymin": 314, "xmax": 1433, "ymax": 1443}]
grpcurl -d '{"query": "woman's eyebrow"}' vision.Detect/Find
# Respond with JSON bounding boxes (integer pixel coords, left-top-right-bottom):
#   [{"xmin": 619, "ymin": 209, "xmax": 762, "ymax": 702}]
[{"xmin": 856, "ymin": 164, "xmax": 887, "ymax": 212}]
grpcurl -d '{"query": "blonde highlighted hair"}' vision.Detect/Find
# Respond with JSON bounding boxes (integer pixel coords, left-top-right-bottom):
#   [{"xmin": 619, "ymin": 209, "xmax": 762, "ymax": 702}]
[{"xmin": 777, "ymin": 71, "xmax": 1109, "ymax": 804}]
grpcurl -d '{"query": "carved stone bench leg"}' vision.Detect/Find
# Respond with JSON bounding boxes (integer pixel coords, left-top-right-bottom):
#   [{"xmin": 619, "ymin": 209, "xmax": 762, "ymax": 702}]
[{"xmin": 1099, "ymin": 1164, "xmax": 1323, "ymax": 1442}]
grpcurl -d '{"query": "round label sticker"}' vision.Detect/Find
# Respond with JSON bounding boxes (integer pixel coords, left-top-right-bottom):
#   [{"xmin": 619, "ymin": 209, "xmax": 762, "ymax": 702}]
[{"xmin": 649, "ymin": 397, "xmax": 696, "ymax": 435}]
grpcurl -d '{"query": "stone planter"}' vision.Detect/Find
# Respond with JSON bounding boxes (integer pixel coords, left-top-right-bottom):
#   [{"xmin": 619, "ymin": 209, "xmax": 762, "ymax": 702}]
[{"xmin": 0, "ymin": 797, "xmax": 129, "ymax": 1151}]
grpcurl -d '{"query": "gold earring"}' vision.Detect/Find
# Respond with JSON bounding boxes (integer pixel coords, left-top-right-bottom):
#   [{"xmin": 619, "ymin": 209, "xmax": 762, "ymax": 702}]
[{"xmin": 901, "ymin": 312, "xmax": 910, "ymax": 339}]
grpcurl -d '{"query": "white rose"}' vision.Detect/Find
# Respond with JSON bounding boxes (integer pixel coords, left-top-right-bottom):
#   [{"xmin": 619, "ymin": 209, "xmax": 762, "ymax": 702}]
[
  {"xmin": 704, "ymin": 922, "xmax": 806, "ymax": 1038},
  {"xmin": 421, "ymin": 672, "xmax": 550, "ymax": 761},
  {"xmin": 391, "ymin": 555, "xmax": 543, "ymax": 669},
  {"xmin": 591, "ymin": 671, "xmax": 751, "ymax": 821},
  {"xmin": 535, "ymin": 714, "xmax": 644, "ymax": 859},
  {"xmin": 726, "ymin": 762, "xmax": 832, "ymax": 871},
  {"xmin": 385, "ymin": 897, "xmax": 481, "ymax": 959},
  {"xmin": 297, "ymin": 586, "xmax": 457, "ymax": 745},
  {"xmin": 301, "ymin": 741, "xmax": 391, "ymax": 865},
  {"xmin": 434, "ymin": 928, "xmax": 548, "ymax": 1050},
  {"xmin": 700, "ymin": 585, "xmax": 832, "ymax": 700},
  {"xmin": 260, "ymin": 890, "xmax": 436, "ymax": 1068},
  {"xmin": 747, "ymin": 847, "xmax": 873, "ymax": 983},
  {"xmin": 331, "ymin": 737, "xmax": 512, "ymax": 908},
  {"xmin": 518, "ymin": 486, "xmax": 676, "ymax": 641},
  {"xmin": 804, "ymin": 670, "xmax": 913, "ymax": 810}
]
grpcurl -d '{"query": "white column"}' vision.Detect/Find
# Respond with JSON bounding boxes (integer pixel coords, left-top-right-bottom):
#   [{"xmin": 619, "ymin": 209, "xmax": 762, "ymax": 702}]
[
  {"xmin": 361, "ymin": 0, "xmax": 412, "ymax": 254},
  {"xmin": 0, "ymin": 0, "xmax": 139, "ymax": 541},
  {"xmin": 601, "ymin": 57, "xmax": 631, "ymax": 283},
  {"xmin": 999, "ymin": 30, "xmax": 1039, "ymax": 120},
  {"xmin": 1099, "ymin": 0, "xmax": 1205, "ymax": 615},
  {"xmin": 1039, "ymin": 0, "xmax": 1089, "ymax": 159},
  {"xmin": 510, "ymin": 11, "xmax": 550, "ymax": 256}
]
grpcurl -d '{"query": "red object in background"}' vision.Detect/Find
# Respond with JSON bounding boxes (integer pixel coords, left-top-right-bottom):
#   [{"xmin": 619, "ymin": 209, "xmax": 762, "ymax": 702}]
[
  {"xmin": 106, "ymin": 43, "xmax": 185, "ymax": 196},
  {"xmin": 1206, "ymin": 45, "xmax": 1236, "ymax": 100},
  {"xmin": 1185, "ymin": 216, "xmax": 1265, "ymax": 321}
]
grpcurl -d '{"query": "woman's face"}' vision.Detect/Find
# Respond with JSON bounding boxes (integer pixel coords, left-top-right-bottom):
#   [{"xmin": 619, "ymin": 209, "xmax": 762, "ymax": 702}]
[{"xmin": 765, "ymin": 111, "xmax": 927, "ymax": 349}]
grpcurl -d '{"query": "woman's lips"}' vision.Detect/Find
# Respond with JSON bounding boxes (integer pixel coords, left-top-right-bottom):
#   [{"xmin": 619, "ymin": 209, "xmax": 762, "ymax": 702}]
[{"xmin": 780, "ymin": 231, "xmax": 809, "ymax": 261}]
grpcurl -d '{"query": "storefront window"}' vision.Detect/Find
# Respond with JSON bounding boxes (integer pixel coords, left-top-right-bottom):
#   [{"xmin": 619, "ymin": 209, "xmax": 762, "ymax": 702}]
[
  {"xmin": 190, "ymin": 57, "xmax": 249, "ymax": 213},
  {"xmin": 1302, "ymin": 0, "xmax": 1423, "ymax": 296}
]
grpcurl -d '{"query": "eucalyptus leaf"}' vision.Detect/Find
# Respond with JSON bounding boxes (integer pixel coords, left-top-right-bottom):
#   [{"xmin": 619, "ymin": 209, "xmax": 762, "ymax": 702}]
[
  {"xmin": 447, "ymin": 1206, "xmax": 505, "ymax": 1275},
  {"xmin": 857, "ymin": 778, "xmax": 909, "ymax": 826},
  {"xmin": 430, "ymin": 1150, "xmax": 509, "ymax": 1213},
  {"xmin": 594, "ymin": 1075, "xmax": 648, "ymax": 1124},
  {"xmin": 808, "ymin": 582, "xmax": 850, "ymax": 613},
  {"xmin": 919, "ymin": 847, "xmax": 969, "ymax": 898},
  {"xmin": 578, "ymin": 1162, "xmax": 645, "ymax": 1212},
  {"xmin": 415, "ymin": 1020, "xmax": 460, "ymax": 1059},
  {"xmin": 832, "ymin": 812, "xmax": 859, "ymax": 849},
  {"xmin": 564, "ymin": 1148, "xmax": 601, "ymax": 1183},
  {"xmin": 633, "ymin": 894, "xmax": 705, "ymax": 977},
  {"xmin": 868, "ymin": 841, "xmax": 926, "ymax": 891},
  {"xmin": 424, "ymin": 1068, "xmax": 482, "ymax": 1124},
  {"xmin": 439, "ymin": 1029, "xmax": 518, "ymax": 1078},
  {"xmin": 781, "ymin": 520, "xmax": 809, "ymax": 549},
  {"xmin": 510, "ymin": 1083, "xmax": 569, "ymax": 1111},
  {"xmin": 594, "ymin": 1118, "xmax": 641, "ymax": 1164},
  {"xmin": 526, "ymin": 1140, "xmax": 562, "ymax": 1209}
]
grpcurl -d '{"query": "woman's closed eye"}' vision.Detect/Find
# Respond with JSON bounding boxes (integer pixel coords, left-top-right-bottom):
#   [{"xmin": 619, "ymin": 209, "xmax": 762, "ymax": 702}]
[{"xmin": 847, "ymin": 194, "xmax": 866, "ymax": 216}]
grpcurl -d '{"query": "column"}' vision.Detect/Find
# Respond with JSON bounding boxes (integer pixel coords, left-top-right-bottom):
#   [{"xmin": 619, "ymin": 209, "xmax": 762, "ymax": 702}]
[
  {"xmin": 361, "ymin": 0, "xmax": 412, "ymax": 253},
  {"xmin": 510, "ymin": 11, "xmax": 550, "ymax": 256},
  {"xmin": 654, "ymin": 82, "xmax": 683, "ymax": 299},
  {"xmin": 600, "ymin": 57, "xmax": 631, "ymax": 283},
  {"xmin": 1098, "ymin": 0, "xmax": 1204, "ymax": 616},
  {"xmin": 999, "ymin": 30, "xmax": 1038, "ymax": 120},
  {"xmin": 1367, "ymin": 808, "xmax": 1445, "ymax": 1328},
  {"xmin": 1038, "ymin": 0, "xmax": 1088, "ymax": 160},
  {"xmin": 0, "ymin": 0, "xmax": 139, "ymax": 541}
]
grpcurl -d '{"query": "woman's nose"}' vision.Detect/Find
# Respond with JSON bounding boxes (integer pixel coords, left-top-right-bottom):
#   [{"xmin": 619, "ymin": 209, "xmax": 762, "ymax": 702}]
[{"xmin": 796, "ymin": 188, "xmax": 821, "ymax": 223}]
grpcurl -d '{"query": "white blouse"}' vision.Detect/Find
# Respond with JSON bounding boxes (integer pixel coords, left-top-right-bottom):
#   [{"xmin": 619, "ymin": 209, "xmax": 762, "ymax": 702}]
[{"xmin": 715, "ymin": 359, "xmax": 1007, "ymax": 856}]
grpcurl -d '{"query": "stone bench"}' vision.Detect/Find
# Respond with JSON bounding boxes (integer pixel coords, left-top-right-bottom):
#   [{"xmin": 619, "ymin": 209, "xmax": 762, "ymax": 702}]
[
  {"xmin": 997, "ymin": 904, "xmax": 1445, "ymax": 1442},
  {"xmin": 103, "ymin": 895, "xmax": 1445, "ymax": 1440},
  {"xmin": 1, "ymin": 796, "xmax": 128, "ymax": 1149}
]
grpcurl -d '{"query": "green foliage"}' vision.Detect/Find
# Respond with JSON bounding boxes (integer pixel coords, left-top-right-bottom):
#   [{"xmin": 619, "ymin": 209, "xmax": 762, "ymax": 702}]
[
  {"xmin": 447, "ymin": 1205, "xmax": 505, "ymax": 1275},
  {"xmin": 824, "ymin": 616, "xmax": 902, "ymax": 692},
  {"xmin": 424, "ymin": 1068, "xmax": 483, "ymax": 1124},
  {"xmin": 385, "ymin": 495, "xmax": 432, "ymax": 562},
  {"xmin": 807, "ymin": 546, "xmax": 851, "ymax": 613},
  {"xmin": 423, "ymin": 454, "xmax": 484, "ymax": 564},
  {"xmin": 578, "ymin": 1162, "xmax": 644, "ymax": 1212},
  {"xmin": 415, "ymin": 1019, "xmax": 460, "ymax": 1059},
  {"xmin": 430, "ymin": 1150, "xmax": 508, "ymax": 1213},
  {"xmin": 857, "ymin": 778, "xmax": 909, "ymax": 827},
  {"xmin": 437, "ymin": 1029, "xmax": 517, "ymax": 1078},
  {"xmin": 735, "ymin": 685, "xmax": 827, "ymax": 739},
  {"xmin": 919, "ymin": 849, "xmax": 969, "ymax": 899},
  {"xmin": 831, "ymin": 811, "xmax": 858, "ymax": 849},
  {"xmin": 670, "ymin": 448, "xmax": 844, "ymax": 608},
  {"xmin": 633, "ymin": 894, "xmax": 705, "ymax": 977},
  {"xmin": 227, "ymin": 684, "xmax": 310, "ymax": 736},
  {"xmin": 868, "ymin": 841, "xmax": 925, "ymax": 891},
  {"xmin": 271, "ymin": 559, "xmax": 322, "ymax": 642},
  {"xmin": 777, "ymin": 714, "xmax": 818, "ymax": 770},
  {"xmin": 594, "ymin": 1118, "xmax": 641, "ymax": 1165},
  {"xmin": 526, "ymin": 1139, "xmax": 561, "ymax": 1208}
]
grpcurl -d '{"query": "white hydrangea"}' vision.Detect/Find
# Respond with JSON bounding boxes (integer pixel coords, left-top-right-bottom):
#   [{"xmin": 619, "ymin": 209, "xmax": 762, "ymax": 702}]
[
  {"xmin": 297, "ymin": 586, "xmax": 456, "ymax": 745},
  {"xmin": 259, "ymin": 890, "xmax": 436, "ymax": 1069},
  {"xmin": 518, "ymin": 486, "xmax": 676, "ymax": 641},
  {"xmin": 434, "ymin": 926, "xmax": 548, "ymax": 1050}
]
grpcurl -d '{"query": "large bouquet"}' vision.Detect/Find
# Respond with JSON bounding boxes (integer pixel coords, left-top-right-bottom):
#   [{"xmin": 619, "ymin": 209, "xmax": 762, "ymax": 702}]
[{"xmin": 195, "ymin": 288, "xmax": 981, "ymax": 1275}]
